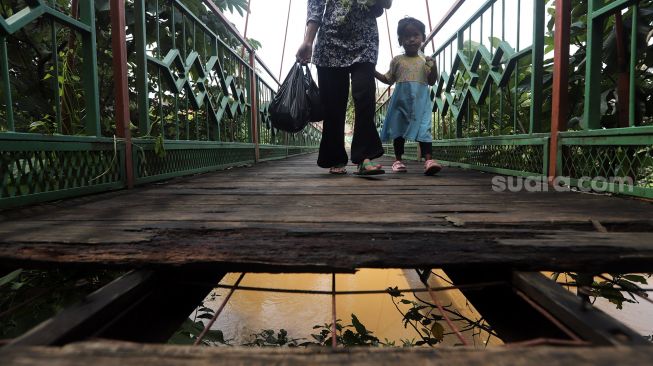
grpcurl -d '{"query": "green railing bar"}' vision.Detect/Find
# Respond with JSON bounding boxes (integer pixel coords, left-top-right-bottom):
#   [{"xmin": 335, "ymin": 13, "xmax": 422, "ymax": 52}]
[
  {"xmin": 134, "ymin": 0, "xmax": 149, "ymax": 135},
  {"xmin": 44, "ymin": 7, "xmax": 92, "ymax": 33},
  {"xmin": 4, "ymin": 5, "xmax": 46, "ymax": 34},
  {"xmin": 171, "ymin": 5, "xmax": 180, "ymax": 140},
  {"xmin": 0, "ymin": 132, "xmax": 121, "ymax": 144},
  {"xmin": 488, "ymin": 3, "xmax": 493, "ymax": 135},
  {"xmin": 514, "ymin": 0, "xmax": 520, "ymax": 134},
  {"xmin": 559, "ymin": 134, "xmax": 653, "ymax": 146},
  {"xmin": 0, "ymin": 36, "xmax": 14, "ymax": 131},
  {"xmin": 3, "ymin": 5, "xmax": 92, "ymax": 35},
  {"xmin": 529, "ymin": 0, "xmax": 544, "ymax": 134},
  {"xmin": 479, "ymin": 14, "xmax": 483, "ymax": 136},
  {"xmin": 457, "ymin": 30, "xmax": 464, "ymax": 138},
  {"xmin": 79, "ymin": 0, "xmax": 100, "ymax": 136},
  {"xmin": 500, "ymin": 0, "xmax": 504, "ymax": 135},
  {"xmin": 50, "ymin": 14, "xmax": 62, "ymax": 134},
  {"xmin": 583, "ymin": 0, "xmax": 604, "ymax": 130},
  {"xmin": 432, "ymin": 133, "xmax": 548, "ymax": 145},
  {"xmin": 590, "ymin": 0, "xmax": 638, "ymax": 20},
  {"xmin": 629, "ymin": 2, "xmax": 638, "ymax": 127},
  {"xmin": 155, "ymin": 0, "xmax": 164, "ymax": 139}
]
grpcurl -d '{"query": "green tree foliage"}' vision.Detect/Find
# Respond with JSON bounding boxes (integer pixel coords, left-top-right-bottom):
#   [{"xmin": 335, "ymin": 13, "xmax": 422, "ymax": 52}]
[
  {"xmin": 0, "ymin": 268, "xmax": 121, "ymax": 339},
  {"xmin": 1, "ymin": 0, "xmax": 254, "ymax": 136}
]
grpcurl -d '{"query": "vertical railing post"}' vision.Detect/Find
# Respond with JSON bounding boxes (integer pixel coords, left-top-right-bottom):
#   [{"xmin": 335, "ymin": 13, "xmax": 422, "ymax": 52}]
[
  {"xmin": 582, "ymin": 0, "xmax": 604, "ymax": 130},
  {"xmin": 111, "ymin": 0, "xmax": 134, "ymax": 188},
  {"xmin": 79, "ymin": 0, "xmax": 101, "ymax": 136},
  {"xmin": 628, "ymin": 2, "xmax": 639, "ymax": 127},
  {"xmin": 548, "ymin": 0, "xmax": 571, "ymax": 182},
  {"xmin": 249, "ymin": 52, "xmax": 260, "ymax": 162},
  {"xmin": 0, "ymin": 36, "xmax": 14, "ymax": 132},
  {"xmin": 134, "ymin": 0, "xmax": 149, "ymax": 136},
  {"xmin": 456, "ymin": 30, "xmax": 464, "ymax": 138},
  {"xmin": 529, "ymin": 0, "xmax": 545, "ymax": 134}
]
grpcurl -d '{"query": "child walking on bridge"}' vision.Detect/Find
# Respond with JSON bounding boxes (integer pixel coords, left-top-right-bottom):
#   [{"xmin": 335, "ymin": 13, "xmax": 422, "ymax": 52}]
[{"xmin": 375, "ymin": 17, "xmax": 442, "ymax": 175}]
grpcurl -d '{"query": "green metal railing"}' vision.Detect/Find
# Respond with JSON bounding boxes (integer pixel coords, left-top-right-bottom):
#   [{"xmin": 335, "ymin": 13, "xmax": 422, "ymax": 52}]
[
  {"xmin": 426, "ymin": 0, "xmax": 548, "ymax": 177},
  {"xmin": 558, "ymin": 0, "xmax": 653, "ymax": 198},
  {"xmin": 0, "ymin": 0, "xmax": 320, "ymax": 209},
  {"xmin": 0, "ymin": 0, "xmax": 119, "ymax": 208}
]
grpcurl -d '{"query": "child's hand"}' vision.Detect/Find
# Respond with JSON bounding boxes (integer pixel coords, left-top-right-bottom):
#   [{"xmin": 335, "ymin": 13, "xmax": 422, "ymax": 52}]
[
  {"xmin": 425, "ymin": 56, "xmax": 435, "ymax": 69},
  {"xmin": 425, "ymin": 56, "xmax": 438, "ymax": 86}
]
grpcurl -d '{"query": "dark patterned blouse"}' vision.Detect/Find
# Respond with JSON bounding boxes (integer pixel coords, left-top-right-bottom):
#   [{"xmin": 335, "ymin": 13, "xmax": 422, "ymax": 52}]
[{"xmin": 307, "ymin": 0, "xmax": 380, "ymax": 67}]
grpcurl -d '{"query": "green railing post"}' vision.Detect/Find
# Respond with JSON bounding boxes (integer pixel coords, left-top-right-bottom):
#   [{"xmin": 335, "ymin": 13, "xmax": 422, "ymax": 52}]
[
  {"xmin": 79, "ymin": 0, "xmax": 101, "ymax": 137},
  {"xmin": 529, "ymin": 0, "xmax": 545, "ymax": 134},
  {"xmin": 134, "ymin": 0, "xmax": 150, "ymax": 136},
  {"xmin": 0, "ymin": 36, "xmax": 14, "ymax": 132},
  {"xmin": 583, "ymin": 0, "xmax": 605, "ymax": 130},
  {"xmin": 249, "ymin": 51, "xmax": 259, "ymax": 162},
  {"xmin": 456, "ymin": 30, "xmax": 464, "ymax": 138},
  {"xmin": 628, "ymin": 2, "xmax": 638, "ymax": 127}
]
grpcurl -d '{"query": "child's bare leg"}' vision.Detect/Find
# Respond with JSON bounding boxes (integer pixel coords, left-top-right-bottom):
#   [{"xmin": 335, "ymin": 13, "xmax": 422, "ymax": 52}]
[{"xmin": 393, "ymin": 137, "xmax": 405, "ymax": 161}]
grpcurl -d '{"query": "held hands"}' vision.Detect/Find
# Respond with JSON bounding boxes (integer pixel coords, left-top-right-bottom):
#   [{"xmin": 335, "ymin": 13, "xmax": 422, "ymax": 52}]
[{"xmin": 426, "ymin": 56, "xmax": 438, "ymax": 85}]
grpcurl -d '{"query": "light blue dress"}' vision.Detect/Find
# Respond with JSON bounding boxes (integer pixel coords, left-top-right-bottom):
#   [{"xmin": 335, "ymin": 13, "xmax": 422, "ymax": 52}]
[{"xmin": 379, "ymin": 54, "xmax": 433, "ymax": 143}]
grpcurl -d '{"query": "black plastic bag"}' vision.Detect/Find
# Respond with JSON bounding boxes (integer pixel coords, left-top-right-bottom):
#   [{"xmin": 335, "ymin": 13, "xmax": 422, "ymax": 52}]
[
  {"xmin": 305, "ymin": 67, "xmax": 324, "ymax": 122},
  {"xmin": 270, "ymin": 63, "xmax": 311, "ymax": 133}
]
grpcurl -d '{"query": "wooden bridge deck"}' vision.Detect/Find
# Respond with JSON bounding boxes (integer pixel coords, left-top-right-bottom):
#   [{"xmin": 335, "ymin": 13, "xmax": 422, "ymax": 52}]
[
  {"xmin": 2, "ymin": 153, "xmax": 653, "ymax": 361},
  {"xmin": 3, "ymin": 157, "xmax": 649, "ymax": 359},
  {"xmin": 1, "ymin": 153, "xmax": 653, "ymax": 273}
]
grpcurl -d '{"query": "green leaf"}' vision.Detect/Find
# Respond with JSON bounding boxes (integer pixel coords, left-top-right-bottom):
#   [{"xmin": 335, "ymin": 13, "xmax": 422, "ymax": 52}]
[
  {"xmin": 431, "ymin": 322, "xmax": 444, "ymax": 342},
  {"xmin": 0, "ymin": 269, "xmax": 23, "ymax": 288},
  {"xmin": 351, "ymin": 314, "xmax": 367, "ymax": 335},
  {"xmin": 622, "ymin": 275, "xmax": 648, "ymax": 285}
]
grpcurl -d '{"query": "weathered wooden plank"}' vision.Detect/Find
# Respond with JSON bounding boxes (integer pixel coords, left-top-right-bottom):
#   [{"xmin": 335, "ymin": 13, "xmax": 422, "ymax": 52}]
[
  {"xmin": 1, "ymin": 229, "xmax": 652, "ymax": 273},
  {"xmin": 512, "ymin": 272, "xmax": 649, "ymax": 345},
  {"xmin": 6, "ymin": 270, "xmax": 225, "ymax": 346},
  {"xmin": 2, "ymin": 342, "xmax": 653, "ymax": 366}
]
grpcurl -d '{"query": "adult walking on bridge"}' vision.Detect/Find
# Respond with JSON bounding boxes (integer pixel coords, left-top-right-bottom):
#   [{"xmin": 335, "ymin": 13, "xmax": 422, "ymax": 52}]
[{"xmin": 296, "ymin": 0, "xmax": 393, "ymax": 175}]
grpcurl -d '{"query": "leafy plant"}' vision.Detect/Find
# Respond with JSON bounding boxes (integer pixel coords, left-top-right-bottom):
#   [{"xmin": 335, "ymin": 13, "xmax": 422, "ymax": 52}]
[
  {"xmin": 307, "ymin": 314, "xmax": 382, "ymax": 347},
  {"xmin": 0, "ymin": 268, "xmax": 122, "ymax": 339},
  {"xmin": 168, "ymin": 300, "xmax": 231, "ymax": 346},
  {"xmin": 243, "ymin": 329, "xmax": 302, "ymax": 347},
  {"xmin": 387, "ymin": 287, "xmax": 444, "ymax": 346},
  {"xmin": 554, "ymin": 272, "xmax": 652, "ymax": 310}
]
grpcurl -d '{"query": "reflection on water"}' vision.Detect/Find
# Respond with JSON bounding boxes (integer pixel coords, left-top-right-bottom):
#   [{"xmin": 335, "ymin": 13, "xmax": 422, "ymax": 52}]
[
  {"xmin": 207, "ymin": 269, "xmax": 498, "ymax": 347},
  {"xmin": 204, "ymin": 271, "xmax": 652, "ymax": 347}
]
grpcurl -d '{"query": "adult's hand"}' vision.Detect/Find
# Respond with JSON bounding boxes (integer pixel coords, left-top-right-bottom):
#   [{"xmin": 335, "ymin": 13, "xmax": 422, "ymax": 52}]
[
  {"xmin": 296, "ymin": 41, "xmax": 313, "ymax": 64},
  {"xmin": 296, "ymin": 21, "xmax": 319, "ymax": 64}
]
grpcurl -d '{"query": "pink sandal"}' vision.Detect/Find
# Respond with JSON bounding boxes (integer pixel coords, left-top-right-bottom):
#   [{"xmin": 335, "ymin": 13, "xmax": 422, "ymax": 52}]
[
  {"xmin": 423, "ymin": 159, "xmax": 442, "ymax": 176},
  {"xmin": 392, "ymin": 160, "xmax": 407, "ymax": 173}
]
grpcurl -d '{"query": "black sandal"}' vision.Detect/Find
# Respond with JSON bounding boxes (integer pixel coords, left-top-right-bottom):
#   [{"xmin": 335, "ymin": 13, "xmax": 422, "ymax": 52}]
[{"xmin": 355, "ymin": 161, "xmax": 385, "ymax": 176}]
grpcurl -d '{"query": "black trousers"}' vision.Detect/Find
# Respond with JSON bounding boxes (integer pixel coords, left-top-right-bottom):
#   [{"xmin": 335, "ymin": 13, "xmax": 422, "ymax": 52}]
[
  {"xmin": 316, "ymin": 63, "xmax": 384, "ymax": 167},
  {"xmin": 393, "ymin": 137, "xmax": 433, "ymax": 159}
]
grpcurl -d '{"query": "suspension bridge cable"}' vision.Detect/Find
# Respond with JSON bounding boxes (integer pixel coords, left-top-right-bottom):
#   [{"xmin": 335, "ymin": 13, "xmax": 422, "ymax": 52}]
[
  {"xmin": 279, "ymin": 0, "xmax": 293, "ymax": 80},
  {"xmin": 424, "ymin": 0, "xmax": 435, "ymax": 54}
]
